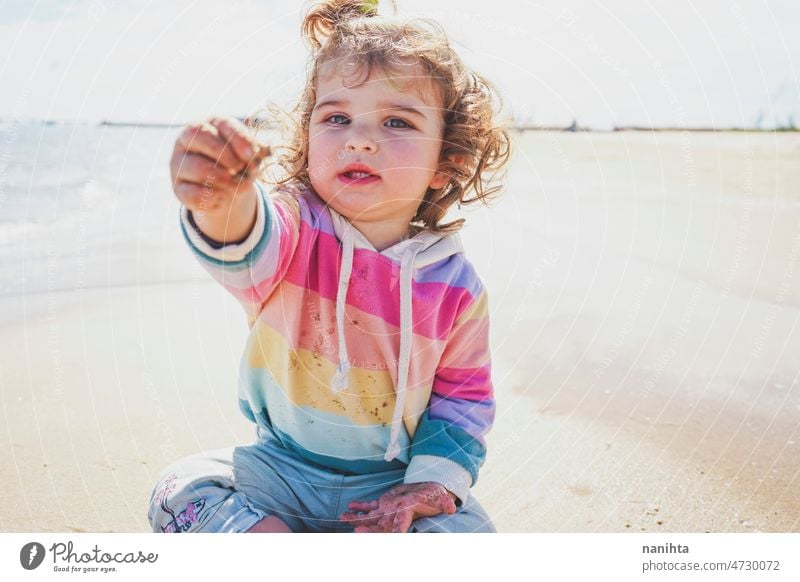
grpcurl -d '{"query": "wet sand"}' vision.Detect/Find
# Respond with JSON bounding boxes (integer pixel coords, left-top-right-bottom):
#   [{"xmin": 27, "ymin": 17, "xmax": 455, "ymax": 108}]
[
  {"xmin": 1, "ymin": 131, "xmax": 798, "ymax": 532},
  {"xmin": 474, "ymin": 130, "xmax": 800, "ymax": 531}
]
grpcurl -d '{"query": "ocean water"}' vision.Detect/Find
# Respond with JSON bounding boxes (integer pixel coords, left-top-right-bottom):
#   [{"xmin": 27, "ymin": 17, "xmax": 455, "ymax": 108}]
[
  {"xmin": 0, "ymin": 122, "xmax": 200, "ymax": 321},
  {"xmin": 3, "ymin": 121, "xmax": 797, "ymax": 328}
]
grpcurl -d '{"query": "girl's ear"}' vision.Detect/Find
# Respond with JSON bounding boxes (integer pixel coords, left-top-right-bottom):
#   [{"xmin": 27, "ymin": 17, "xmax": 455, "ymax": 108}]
[
  {"xmin": 429, "ymin": 170, "xmax": 449, "ymax": 190},
  {"xmin": 429, "ymin": 153, "xmax": 467, "ymax": 189}
]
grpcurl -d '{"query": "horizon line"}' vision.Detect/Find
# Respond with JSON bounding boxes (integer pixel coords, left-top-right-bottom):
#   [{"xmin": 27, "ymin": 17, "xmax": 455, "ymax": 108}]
[{"xmin": 0, "ymin": 117, "xmax": 797, "ymax": 133}]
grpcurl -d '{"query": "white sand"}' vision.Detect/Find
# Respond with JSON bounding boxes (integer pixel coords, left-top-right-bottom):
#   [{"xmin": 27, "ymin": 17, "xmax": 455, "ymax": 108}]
[{"xmin": 1, "ymin": 131, "xmax": 798, "ymax": 532}]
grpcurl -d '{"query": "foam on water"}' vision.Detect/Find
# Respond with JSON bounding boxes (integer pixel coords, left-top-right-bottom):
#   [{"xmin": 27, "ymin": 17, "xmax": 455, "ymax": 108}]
[{"xmin": 0, "ymin": 122, "xmax": 201, "ymax": 310}]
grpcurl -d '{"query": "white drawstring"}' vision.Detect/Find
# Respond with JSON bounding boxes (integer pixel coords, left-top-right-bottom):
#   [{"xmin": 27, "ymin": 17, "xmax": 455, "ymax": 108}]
[
  {"xmin": 325, "ymin": 209, "xmax": 432, "ymax": 461},
  {"xmin": 330, "ymin": 226, "xmax": 355, "ymax": 393},
  {"xmin": 384, "ymin": 240, "xmax": 425, "ymax": 462}
]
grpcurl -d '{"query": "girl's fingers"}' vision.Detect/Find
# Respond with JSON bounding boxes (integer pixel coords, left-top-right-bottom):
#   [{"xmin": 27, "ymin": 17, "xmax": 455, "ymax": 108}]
[
  {"xmin": 173, "ymin": 181, "xmax": 225, "ymax": 213},
  {"xmin": 347, "ymin": 500, "xmax": 379, "ymax": 512},
  {"xmin": 171, "ymin": 151, "xmax": 238, "ymax": 189},
  {"xmin": 428, "ymin": 494, "xmax": 457, "ymax": 515},
  {"xmin": 391, "ymin": 511, "xmax": 414, "ymax": 533},
  {"xmin": 340, "ymin": 512, "xmax": 375, "ymax": 524},
  {"xmin": 355, "ymin": 515, "xmax": 395, "ymax": 533},
  {"xmin": 209, "ymin": 117, "xmax": 268, "ymax": 168},
  {"xmin": 340, "ymin": 511, "xmax": 381, "ymax": 527},
  {"xmin": 172, "ymin": 173, "xmax": 250, "ymax": 214},
  {"xmin": 175, "ymin": 122, "xmax": 246, "ymax": 174}
]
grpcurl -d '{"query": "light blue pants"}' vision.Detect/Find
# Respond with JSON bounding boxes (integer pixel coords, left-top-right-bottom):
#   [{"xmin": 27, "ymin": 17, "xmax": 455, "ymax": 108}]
[{"xmin": 148, "ymin": 435, "xmax": 495, "ymax": 533}]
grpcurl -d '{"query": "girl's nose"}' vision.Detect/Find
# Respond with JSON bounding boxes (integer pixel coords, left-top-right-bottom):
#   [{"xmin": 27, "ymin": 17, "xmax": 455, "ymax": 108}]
[{"xmin": 345, "ymin": 132, "xmax": 377, "ymax": 153}]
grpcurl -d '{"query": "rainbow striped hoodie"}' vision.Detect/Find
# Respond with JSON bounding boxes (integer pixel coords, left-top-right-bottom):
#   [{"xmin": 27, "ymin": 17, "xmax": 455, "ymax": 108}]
[{"xmin": 180, "ymin": 182, "xmax": 494, "ymax": 503}]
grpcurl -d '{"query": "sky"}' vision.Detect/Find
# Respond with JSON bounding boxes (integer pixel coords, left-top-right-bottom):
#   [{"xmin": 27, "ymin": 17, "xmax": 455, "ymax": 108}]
[{"xmin": 0, "ymin": 0, "xmax": 798, "ymax": 129}]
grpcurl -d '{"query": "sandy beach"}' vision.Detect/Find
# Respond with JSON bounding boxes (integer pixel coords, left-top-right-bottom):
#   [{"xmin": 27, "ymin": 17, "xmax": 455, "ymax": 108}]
[{"xmin": 1, "ymin": 130, "xmax": 798, "ymax": 532}]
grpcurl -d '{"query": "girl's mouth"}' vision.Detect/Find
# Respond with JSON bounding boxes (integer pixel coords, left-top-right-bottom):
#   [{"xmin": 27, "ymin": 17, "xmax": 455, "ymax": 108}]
[{"xmin": 338, "ymin": 171, "xmax": 380, "ymax": 185}]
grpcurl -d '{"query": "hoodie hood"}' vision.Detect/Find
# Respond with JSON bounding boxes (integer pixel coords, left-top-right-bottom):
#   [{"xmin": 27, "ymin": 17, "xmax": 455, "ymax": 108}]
[{"xmin": 327, "ymin": 208, "xmax": 463, "ymax": 462}]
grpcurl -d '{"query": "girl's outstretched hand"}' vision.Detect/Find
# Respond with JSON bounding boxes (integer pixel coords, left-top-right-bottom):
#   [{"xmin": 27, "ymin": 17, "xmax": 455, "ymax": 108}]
[
  {"xmin": 170, "ymin": 117, "xmax": 269, "ymax": 243},
  {"xmin": 340, "ymin": 482, "xmax": 457, "ymax": 533}
]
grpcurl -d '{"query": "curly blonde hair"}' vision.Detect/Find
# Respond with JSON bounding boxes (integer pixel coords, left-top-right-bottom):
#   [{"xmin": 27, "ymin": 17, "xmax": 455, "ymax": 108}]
[{"xmin": 263, "ymin": 0, "xmax": 511, "ymax": 233}]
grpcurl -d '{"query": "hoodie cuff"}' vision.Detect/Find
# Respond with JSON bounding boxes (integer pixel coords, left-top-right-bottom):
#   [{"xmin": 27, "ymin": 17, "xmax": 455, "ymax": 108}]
[
  {"xmin": 180, "ymin": 185, "xmax": 266, "ymax": 262},
  {"xmin": 403, "ymin": 455, "xmax": 473, "ymax": 506}
]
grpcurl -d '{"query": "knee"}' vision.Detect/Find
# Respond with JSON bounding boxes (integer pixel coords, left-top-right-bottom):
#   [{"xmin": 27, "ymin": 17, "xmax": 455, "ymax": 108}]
[
  {"xmin": 147, "ymin": 467, "xmax": 193, "ymax": 533},
  {"xmin": 147, "ymin": 453, "xmax": 235, "ymax": 533}
]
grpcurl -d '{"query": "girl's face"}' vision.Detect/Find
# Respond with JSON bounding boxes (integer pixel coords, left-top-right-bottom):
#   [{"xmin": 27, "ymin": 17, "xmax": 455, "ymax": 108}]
[{"xmin": 307, "ymin": 62, "xmax": 449, "ymax": 229}]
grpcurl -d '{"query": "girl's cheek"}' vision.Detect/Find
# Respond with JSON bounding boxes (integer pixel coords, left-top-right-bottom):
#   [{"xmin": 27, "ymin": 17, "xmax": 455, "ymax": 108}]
[
  {"xmin": 389, "ymin": 136, "xmax": 437, "ymax": 163},
  {"xmin": 314, "ymin": 134, "xmax": 342, "ymax": 158},
  {"xmin": 384, "ymin": 142, "xmax": 416, "ymax": 166},
  {"xmin": 308, "ymin": 135, "xmax": 339, "ymax": 176}
]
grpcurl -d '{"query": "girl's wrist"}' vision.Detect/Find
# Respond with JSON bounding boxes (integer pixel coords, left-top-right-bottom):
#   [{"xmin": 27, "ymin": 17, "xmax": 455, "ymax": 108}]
[{"xmin": 190, "ymin": 184, "xmax": 258, "ymax": 244}]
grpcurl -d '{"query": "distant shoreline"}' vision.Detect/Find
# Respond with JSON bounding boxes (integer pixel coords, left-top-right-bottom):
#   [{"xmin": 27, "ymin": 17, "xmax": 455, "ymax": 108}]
[
  {"xmin": 1, "ymin": 118, "xmax": 797, "ymax": 133},
  {"xmin": 511, "ymin": 124, "xmax": 799, "ymax": 133}
]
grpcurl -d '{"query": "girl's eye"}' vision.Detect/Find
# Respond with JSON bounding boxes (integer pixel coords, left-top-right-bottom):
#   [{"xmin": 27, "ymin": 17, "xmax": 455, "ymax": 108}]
[
  {"xmin": 326, "ymin": 114, "xmax": 349, "ymax": 125},
  {"xmin": 386, "ymin": 118, "xmax": 411, "ymax": 129}
]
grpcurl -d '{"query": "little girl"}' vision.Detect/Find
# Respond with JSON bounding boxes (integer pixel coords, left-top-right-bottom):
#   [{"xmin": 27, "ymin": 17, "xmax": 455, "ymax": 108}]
[{"xmin": 149, "ymin": 0, "xmax": 510, "ymax": 533}]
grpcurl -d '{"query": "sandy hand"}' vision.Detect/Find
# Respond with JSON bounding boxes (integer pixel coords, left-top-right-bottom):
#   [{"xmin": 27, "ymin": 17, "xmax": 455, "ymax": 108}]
[
  {"xmin": 169, "ymin": 116, "xmax": 270, "ymax": 215},
  {"xmin": 340, "ymin": 482, "xmax": 457, "ymax": 533}
]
